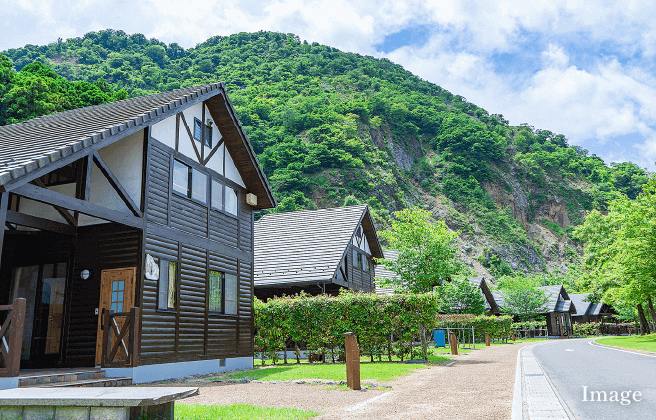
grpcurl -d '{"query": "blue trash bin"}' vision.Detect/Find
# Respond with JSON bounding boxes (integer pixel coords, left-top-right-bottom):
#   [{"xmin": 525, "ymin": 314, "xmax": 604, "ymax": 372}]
[{"xmin": 433, "ymin": 330, "xmax": 446, "ymax": 347}]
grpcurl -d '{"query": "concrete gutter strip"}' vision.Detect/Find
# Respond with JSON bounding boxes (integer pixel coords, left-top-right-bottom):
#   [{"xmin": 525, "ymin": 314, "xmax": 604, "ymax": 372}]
[
  {"xmin": 0, "ymin": 387, "xmax": 199, "ymax": 407},
  {"xmin": 511, "ymin": 348, "xmax": 522, "ymax": 420}
]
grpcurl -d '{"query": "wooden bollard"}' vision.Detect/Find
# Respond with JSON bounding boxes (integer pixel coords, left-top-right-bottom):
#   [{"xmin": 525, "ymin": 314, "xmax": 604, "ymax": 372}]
[
  {"xmin": 511, "ymin": 332, "xmax": 516, "ymax": 341},
  {"xmin": 485, "ymin": 332, "xmax": 491, "ymax": 347},
  {"xmin": 344, "ymin": 332, "xmax": 361, "ymax": 390},
  {"xmin": 449, "ymin": 332, "xmax": 458, "ymax": 355}
]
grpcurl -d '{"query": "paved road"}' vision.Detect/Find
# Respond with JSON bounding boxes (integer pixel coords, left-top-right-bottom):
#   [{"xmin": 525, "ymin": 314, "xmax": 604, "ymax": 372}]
[{"xmin": 532, "ymin": 338, "xmax": 656, "ymax": 420}]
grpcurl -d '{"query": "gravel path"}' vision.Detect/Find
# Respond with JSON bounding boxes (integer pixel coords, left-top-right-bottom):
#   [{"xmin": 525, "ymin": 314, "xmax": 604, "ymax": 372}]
[{"xmin": 173, "ymin": 342, "xmax": 530, "ymax": 419}]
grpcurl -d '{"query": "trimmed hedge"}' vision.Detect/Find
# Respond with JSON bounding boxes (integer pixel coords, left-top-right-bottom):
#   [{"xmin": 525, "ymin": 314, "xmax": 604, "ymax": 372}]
[
  {"xmin": 572, "ymin": 322, "xmax": 602, "ymax": 336},
  {"xmin": 254, "ymin": 291, "xmax": 439, "ymax": 364}
]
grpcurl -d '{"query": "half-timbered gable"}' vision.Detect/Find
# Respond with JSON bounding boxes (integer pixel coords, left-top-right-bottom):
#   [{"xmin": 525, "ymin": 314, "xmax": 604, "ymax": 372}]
[
  {"xmin": 253, "ymin": 205, "xmax": 383, "ymax": 300},
  {"xmin": 0, "ymin": 84, "xmax": 274, "ymax": 385}
]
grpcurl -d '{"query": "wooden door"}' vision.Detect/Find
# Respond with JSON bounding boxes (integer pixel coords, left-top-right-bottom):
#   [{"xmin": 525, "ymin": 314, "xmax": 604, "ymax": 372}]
[
  {"xmin": 95, "ymin": 267, "xmax": 136, "ymax": 366},
  {"xmin": 44, "ymin": 278, "xmax": 66, "ymax": 354}
]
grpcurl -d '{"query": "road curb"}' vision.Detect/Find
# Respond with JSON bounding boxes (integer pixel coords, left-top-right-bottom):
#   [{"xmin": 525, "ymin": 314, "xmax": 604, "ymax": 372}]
[{"xmin": 590, "ymin": 339, "xmax": 656, "ymax": 357}]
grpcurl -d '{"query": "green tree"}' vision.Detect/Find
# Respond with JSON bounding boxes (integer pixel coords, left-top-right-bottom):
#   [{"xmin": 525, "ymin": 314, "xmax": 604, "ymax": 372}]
[
  {"xmin": 497, "ymin": 277, "xmax": 549, "ymax": 321},
  {"xmin": 376, "ymin": 208, "xmax": 459, "ymax": 293},
  {"xmin": 435, "ymin": 280, "xmax": 486, "ymax": 314}
]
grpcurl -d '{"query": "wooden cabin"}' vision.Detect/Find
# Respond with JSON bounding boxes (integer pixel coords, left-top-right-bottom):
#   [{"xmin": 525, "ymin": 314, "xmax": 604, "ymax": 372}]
[
  {"xmin": 570, "ymin": 293, "xmax": 615, "ymax": 324},
  {"xmin": 253, "ymin": 205, "xmax": 383, "ymax": 300},
  {"xmin": 0, "ymin": 84, "xmax": 275, "ymax": 384}
]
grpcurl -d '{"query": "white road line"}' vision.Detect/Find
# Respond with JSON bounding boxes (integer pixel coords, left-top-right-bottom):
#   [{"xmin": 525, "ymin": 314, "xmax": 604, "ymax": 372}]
[
  {"xmin": 511, "ymin": 347, "xmax": 522, "ymax": 420},
  {"xmin": 344, "ymin": 391, "xmax": 392, "ymax": 412},
  {"xmin": 589, "ymin": 339, "xmax": 656, "ymax": 358}
]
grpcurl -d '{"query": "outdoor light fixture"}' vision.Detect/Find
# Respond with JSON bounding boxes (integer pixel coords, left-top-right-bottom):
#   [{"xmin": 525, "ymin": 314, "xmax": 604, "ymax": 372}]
[{"xmin": 80, "ymin": 269, "xmax": 90, "ymax": 280}]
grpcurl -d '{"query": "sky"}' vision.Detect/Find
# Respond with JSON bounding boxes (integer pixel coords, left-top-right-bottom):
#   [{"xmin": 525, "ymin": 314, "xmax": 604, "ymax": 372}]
[{"xmin": 2, "ymin": 0, "xmax": 656, "ymax": 171}]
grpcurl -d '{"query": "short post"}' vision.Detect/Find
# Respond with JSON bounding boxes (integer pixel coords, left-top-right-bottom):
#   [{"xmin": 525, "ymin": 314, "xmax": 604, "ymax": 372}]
[
  {"xmin": 344, "ymin": 332, "xmax": 360, "ymax": 390},
  {"xmin": 449, "ymin": 332, "xmax": 458, "ymax": 355},
  {"xmin": 7, "ymin": 298, "xmax": 26, "ymax": 377},
  {"xmin": 511, "ymin": 332, "xmax": 516, "ymax": 341},
  {"xmin": 485, "ymin": 332, "xmax": 491, "ymax": 347}
]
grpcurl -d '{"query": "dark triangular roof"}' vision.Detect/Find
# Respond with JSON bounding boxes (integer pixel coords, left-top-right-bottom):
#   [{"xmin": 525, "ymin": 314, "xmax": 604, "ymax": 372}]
[
  {"xmin": 254, "ymin": 204, "xmax": 383, "ymax": 288},
  {"xmin": 0, "ymin": 83, "xmax": 275, "ymax": 209}
]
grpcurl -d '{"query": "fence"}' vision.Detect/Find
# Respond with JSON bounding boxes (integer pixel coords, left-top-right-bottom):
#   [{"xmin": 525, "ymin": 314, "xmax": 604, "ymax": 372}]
[
  {"xmin": 100, "ymin": 307, "xmax": 140, "ymax": 368},
  {"xmin": 0, "ymin": 299, "xmax": 26, "ymax": 377},
  {"xmin": 513, "ymin": 328, "xmax": 548, "ymax": 339}
]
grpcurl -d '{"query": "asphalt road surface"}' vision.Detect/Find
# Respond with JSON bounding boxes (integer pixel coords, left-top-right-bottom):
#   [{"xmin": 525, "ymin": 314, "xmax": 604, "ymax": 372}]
[{"xmin": 532, "ymin": 338, "xmax": 656, "ymax": 420}]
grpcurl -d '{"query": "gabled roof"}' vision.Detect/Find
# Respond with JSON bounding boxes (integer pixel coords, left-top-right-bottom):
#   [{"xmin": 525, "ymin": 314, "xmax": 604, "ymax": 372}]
[
  {"xmin": 254, "ymin": 204, "xmax": 383, "ymax": 288},
  {"xmin": 465, "ymin": 277, "xmax": 500, "ymax": 314},
  {"xmin": 570, "ymin": 293, "xmax": 606, "ymax": 316},
  {"xmin": 538, "ymin": 285, "xmax": 575, "ymax": 313},
  {"xmin": 0, "ymin": 83, "xmax": 275, "ymax": 209}
]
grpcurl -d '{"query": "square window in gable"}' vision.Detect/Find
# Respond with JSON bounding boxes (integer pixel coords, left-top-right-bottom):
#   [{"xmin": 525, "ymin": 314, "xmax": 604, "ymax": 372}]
[{"xmin": 193, "ymin": 117, "xmax": 202, "ymax": 142}]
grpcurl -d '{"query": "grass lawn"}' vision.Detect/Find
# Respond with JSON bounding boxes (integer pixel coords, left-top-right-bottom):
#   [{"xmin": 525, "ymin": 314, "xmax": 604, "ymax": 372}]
[
  {"xmin": 595, "ymin": 334, "xmax": 656, "ymax": 353},
  {"xmin": 175, "ymin": 403, "xmax": 319, "ymax": 419},
  {"xmin": 214, "ymin": 360, "xmax": 432, "ymax": 383}
]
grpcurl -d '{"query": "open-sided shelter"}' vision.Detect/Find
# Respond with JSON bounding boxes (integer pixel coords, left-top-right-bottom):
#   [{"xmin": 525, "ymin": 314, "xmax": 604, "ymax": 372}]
[
  {"xmin": 0, "ymin": 84, "xmax": 275, "ymax": 384},
  {"xmin": 254, "ymin": 205, "xmax": 383, "ymax": 299}
]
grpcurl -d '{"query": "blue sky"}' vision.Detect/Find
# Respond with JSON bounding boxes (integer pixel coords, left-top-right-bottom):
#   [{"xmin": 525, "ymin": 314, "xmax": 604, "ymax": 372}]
[{"xmin": 2, "ymin": 0, "xmax": 656, "ymax": 171}]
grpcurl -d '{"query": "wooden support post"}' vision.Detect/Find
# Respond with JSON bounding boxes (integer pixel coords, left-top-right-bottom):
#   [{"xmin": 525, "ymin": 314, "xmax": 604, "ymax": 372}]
[
  {"xmin": 0, "ymin": 191, "xmax": 8, "ymax": 274},
  {"xmin": 7, "ymin": 298, "xmax": 26, "ymax": 377},
  {"xmin": 344, "ymin": 332, "xmax": 360, "ymax": 390},
  {"xmin": 449, "ymin": 332, "xmax": 458, "ymax": 355},
  {"xmin": 130, "ymin": 307, "xmax": 140, "ymax": 367},
  {"xmin": 485, "ymin": 333, "xmax": 491, "ymax": 347}
]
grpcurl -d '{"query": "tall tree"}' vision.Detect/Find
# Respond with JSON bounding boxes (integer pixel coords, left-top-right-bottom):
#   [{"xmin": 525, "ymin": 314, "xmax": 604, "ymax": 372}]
[{"xmin": 376, "ymin": 208, "xmax": 459, "ymax": 293}]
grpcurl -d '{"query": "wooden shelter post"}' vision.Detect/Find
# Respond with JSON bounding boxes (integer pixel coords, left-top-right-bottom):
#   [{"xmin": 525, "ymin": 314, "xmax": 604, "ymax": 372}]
[
  {"xmin": 344, "ymin": 332, "xmax": 360, "ymax": 390},
  {"xmin": 449, "ymin": 331, "xmax": 458, "ymax": 355},
  {"xmin": 0, "ymin": 191, "xmax": 8, "ymax": 273}
]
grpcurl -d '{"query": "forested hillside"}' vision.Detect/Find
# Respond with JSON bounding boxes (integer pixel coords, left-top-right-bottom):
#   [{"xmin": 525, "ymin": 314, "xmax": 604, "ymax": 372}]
[{"xmin": 2, "ymin": 30, "xmax": 651, "ymax": 279}]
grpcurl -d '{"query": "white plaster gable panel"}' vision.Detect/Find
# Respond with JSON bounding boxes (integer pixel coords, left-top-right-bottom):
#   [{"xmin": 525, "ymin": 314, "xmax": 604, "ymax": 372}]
[
  {"xmin": 351, "ymin": 223, "xmax": 372, "ymax": 255},
  {"xmin": 79, "ymin": 131, "xmax": 143, "ymax": 226},
  {"xmin": 150, "ymin": 113, "xmax": 177, "ymax": 150},
  {"xmin": 224, "ymin": 148, "xmax": 245, "ymax": 187},
  {"xmin": 206, "ymin": 143, "xmax": 225, "ymax": 175},
  {"xmin": 205, "ymin": 104, "xmax": 222, "ymax": 147},
  {"xmin": 18, "ymin": 184, "xmax": 75, "ymax": 225}
]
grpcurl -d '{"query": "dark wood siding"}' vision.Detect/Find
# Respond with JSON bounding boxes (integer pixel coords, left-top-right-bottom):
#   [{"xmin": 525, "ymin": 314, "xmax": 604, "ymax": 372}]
[
  {"xmin": 141, "ymin": 136, "xmax": 256, "ymax": 365},
  {"xmin": 66, "ymin": 224, "xmax": 141, "ymax": 367},
  {"xmin": 141, "ymin": 233, "xmax": 178, "ymax": 364}
]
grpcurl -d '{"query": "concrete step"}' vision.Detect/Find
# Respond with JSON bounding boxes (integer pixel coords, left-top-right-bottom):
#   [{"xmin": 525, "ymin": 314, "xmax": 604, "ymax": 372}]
[
  {"xmin": 38, "ymin": 377, "xmax": 133, "ymax": 387},
  {"xmin": 18, "ymin": 370, "xmax": 105, "ymax": 387}
]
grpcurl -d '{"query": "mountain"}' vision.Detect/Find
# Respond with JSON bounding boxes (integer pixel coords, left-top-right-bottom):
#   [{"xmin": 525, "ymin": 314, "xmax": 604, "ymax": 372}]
[{"xmin": 1, "ymin": 30, "xmax": 651, "ymax": 279}]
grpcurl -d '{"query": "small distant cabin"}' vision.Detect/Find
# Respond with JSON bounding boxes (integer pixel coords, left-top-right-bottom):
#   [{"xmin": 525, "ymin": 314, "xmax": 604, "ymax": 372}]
[
  {"xmin": 494, "ymin": 285, "xmax": 576, "ymax": 337},
  {"xmin": 570, "ymin": 293, "xmax": 615, "ymax": 324},
  {"xmin": 0, "ymin": 84, "xmax": 275, "ymax": 383},
  {"xmin": 254, "ymin": 205, "xmax": 383, "ymax": 300}
]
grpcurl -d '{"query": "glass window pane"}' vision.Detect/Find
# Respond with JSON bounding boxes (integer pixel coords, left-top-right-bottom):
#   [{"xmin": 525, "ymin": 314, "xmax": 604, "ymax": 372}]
[
  {"xmin": 211, "ymin": 180, "xmax": 224, "ymax": 210},
  {"xmin": 225, "ymin": 187, "xmax": 238, "ymax": 216},
  {"xmin": 208, "ymin": 271, "xmax": 222, "ymax": 312},
  {"xmin": 112, "ymin": 281, "xmax": 118, "ymax": 291},
  {"xmin": 112, "ymin": 291, "xmax": 117, "ymax": 302},
  {"xmin": 111, "ymin": 302, "xmax": 117, "ymax": 312},
  {"xmin": 194, "ymin": 118, "xmax": 202, "ymax": 141},
  {"xmin": 118, "ymin": 291, "xmax": 124, "ymax": 302},
  {"xmin": 118, "ymin": 281, "xmax": 124, "ymax": 291},
  {"xmin": 191, "ymin": 169, "xmax": 207, "ymax": 203},
  {"xmin": 168, "ymin": 262, "xmax": 177, "ymax": 309},
  {"xmin": 158, "ymin": 259, "xmax": 167, "ymax": 310},
  {"xmin": 173, "ymin": 160, "xmax": 189, "ymax": 196},
  {"xmin": 224, "ymin": 273, "xmax": 238, "ymax": 315},
  {"xmin": 117, "ymin": 303, "xmax": 123, "ymax": 313}
]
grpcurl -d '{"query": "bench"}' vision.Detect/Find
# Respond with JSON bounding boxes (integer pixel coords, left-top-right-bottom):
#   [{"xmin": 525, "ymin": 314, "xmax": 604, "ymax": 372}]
[{"xmin": 0, "ymin": 386, "xmax": 198, "ymax": 420}]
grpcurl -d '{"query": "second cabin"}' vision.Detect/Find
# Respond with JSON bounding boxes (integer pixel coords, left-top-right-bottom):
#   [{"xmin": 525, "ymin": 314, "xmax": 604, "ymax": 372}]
[{"xmin": 253, "ymin": 205, "xmax": 383, "ymax": 300}]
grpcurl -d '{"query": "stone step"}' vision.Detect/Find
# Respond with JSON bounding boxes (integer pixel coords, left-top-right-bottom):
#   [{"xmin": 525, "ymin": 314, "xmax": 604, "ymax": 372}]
[
  {"xmin": 38, "ymin": 377, "xmax": 133, "ymax": 388},
  {"xmin": 18, "ymin": 370, "xmax": 105, "ymax": 387}
]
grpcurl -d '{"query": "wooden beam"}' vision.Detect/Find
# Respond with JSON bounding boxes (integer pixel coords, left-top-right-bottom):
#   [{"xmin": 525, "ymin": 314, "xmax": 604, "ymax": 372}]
[
  {"xmin": 179, "ymin": 112, "xmax": 202, "ymax": 163},
  {"xmin": 12, "ymin": 183, "xmax": 142, "ymax": 229},
  {"xmin": 92, "ymin": 152, "xmax": 142, "ymax": 217},
  {"xmin": 6, "ymin": 210, "xmax": 76, "ymax": 236},
  {"xmin": 0, "ymin": 192, "xmax": 8, "ymax": 273},
  {"xmin": 202, "ymin": 138, "xmax": 224, "ymax": 166},
  {"xmin": 175, "ymin": 113, "xmax": 180, "ymax": 152},
  {"xmin": 32, "ymin": 179, "xmax": 77, "ymax": 226}
]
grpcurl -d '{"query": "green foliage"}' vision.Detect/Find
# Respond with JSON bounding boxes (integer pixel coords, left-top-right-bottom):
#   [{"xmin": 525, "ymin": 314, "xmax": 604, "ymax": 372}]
[
  {"xmin": 572, "ymin": 322, "xmax": 603, "ymax": 337},
  {"xmin": 496, "ymin": 277, "xmax": 549, "ymax": 320},
  {"xmin": 575, "ymin": 177, "xmax": 656, "ymax": 320},
  {"xmin": 435, "ymin": 280, "xmax": 486, "ymax": 315},
  {"xmin": 377, "ymin": 209, "xmax": 460, "ymax": 293},
  {"xmin": 254, "ymin": 291, "xmax": 440, "ymax": 364}
]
